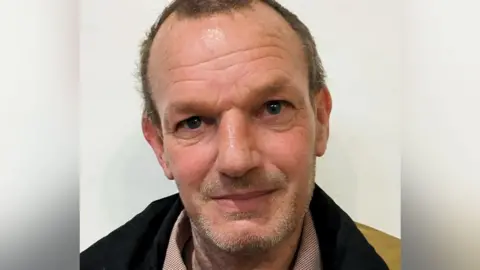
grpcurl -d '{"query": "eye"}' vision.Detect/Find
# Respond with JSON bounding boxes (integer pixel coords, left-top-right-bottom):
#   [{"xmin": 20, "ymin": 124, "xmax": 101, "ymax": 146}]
[
  {"xmin": 179, "ymin": 116, "xmax": 203, "ymax": 130},
  {"xmin": 264, "ymin": 100, "xmax": 286, "ymax": 115}
]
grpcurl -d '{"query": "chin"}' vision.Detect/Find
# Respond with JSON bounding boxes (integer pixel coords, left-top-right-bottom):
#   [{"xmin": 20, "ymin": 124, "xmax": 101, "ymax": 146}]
[
  {"xmin": 211, "ymin": 228, "xmax": 280, "ymax": 254},
  {"xmin": 203, "ymin": 214, "xmax": 292, "ymax": 254},
  {"xmin": 221, "ymin": 218, "xmax": 269, "ymax": 234}
]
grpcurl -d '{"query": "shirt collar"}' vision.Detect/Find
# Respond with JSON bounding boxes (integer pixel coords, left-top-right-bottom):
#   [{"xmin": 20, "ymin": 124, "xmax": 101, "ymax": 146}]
[{"xmin": 164, "ymin": 210, "xmax": 321, "ymax": 269}]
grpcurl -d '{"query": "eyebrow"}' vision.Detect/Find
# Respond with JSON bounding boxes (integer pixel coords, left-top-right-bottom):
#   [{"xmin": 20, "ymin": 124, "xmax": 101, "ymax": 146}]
[
  {"xmin": 253, "ymin": 76, "xmax": 293, "ymax": 101},
  {"xmin": 165, "ymin": 100, "xmax": 212, "ymax": 118},
  {"xmin": 162, "ymin": 75, "xmax": 297, "ymax": 124}
]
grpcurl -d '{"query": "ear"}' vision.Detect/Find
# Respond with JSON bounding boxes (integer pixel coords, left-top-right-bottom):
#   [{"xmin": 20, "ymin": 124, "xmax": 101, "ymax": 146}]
[
  {"xmin": 313, "ymin": 87, "xmax": 332, "ymax": 157},
  {"xmin": 141, "ymin": 114, "xmax": 174, "ymax": 180}
]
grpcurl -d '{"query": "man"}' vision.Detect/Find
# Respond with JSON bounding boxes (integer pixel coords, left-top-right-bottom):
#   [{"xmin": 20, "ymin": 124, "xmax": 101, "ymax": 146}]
[{"xmin": 81, "ymin": 0, "xmax": 388, "ymax": 269}]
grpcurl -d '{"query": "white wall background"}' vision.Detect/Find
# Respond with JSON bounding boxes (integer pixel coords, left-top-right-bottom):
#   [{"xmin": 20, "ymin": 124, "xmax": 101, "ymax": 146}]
[{"xmin": 80, "ymin": 0, "xmax": 402, "ymax": 251}]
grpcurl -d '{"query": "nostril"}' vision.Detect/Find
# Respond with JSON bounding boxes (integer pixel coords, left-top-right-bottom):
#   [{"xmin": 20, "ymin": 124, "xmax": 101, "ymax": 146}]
[{"xmin": 217, "ymin": 147, "xmax": 254, "ymax": 177}]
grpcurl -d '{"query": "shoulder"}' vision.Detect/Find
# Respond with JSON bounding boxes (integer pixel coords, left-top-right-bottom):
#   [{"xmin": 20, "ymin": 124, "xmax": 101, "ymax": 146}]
[
  {"xmin": 80, "ymin": 193, "xmax": 181, "ymax": 270},
  {"xmin": 310, "ymin": 185, "xmax": 389, "ymax": 270}
]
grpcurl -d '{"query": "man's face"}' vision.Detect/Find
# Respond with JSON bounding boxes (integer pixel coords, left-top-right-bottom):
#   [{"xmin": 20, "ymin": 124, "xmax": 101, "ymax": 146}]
[{"xmin": 144, "ymin": 3, "xmax": 331, "ymax": 253}]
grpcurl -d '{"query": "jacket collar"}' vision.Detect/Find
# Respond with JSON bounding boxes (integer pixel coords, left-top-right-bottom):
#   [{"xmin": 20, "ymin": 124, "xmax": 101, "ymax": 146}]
[{"xmin": 139, "ymin": 184, "xmax": 387, "ymax": 270}]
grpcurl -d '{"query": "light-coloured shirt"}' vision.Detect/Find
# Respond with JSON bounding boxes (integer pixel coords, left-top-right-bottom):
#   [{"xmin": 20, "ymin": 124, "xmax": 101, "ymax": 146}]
[{"xmin": 163, "ymin": 210, "xmax": 321, "ymax": 269}]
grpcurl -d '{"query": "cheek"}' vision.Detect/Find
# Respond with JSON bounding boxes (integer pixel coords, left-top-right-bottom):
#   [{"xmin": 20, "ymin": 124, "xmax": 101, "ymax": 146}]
[
  {"xmin": 166, "ymin": 140, "xmax": 216, "ymax": 193},
  {"xmin": 259, "ymin": 125, "xmax": 315, "ymax": 184}
]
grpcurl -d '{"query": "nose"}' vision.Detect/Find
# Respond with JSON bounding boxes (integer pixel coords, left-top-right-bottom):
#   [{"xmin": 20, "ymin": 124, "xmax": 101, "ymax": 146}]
[{"xmin": 216, "ymin": 111, "xmax": 260, "ymax": 178}]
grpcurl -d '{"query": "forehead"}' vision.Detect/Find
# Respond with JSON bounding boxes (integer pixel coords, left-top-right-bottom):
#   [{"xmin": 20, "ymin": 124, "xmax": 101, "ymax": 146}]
[{"xmin": 147, "ymin": 2, "xmax": 307, "ymax": 105}]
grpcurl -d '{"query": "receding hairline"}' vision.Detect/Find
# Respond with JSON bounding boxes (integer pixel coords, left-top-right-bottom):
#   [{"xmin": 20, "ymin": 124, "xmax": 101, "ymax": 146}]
[
  {"xmin": 147, "ymin": 1, "xmax": 308, "ymax": 89},
  {"xmin": 151, "ymin": 0, "xmax": 258, "ymax": 44}
]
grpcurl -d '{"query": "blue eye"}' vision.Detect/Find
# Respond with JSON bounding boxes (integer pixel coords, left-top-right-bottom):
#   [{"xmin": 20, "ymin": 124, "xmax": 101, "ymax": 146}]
[
  {"xmin": 265, "ymin": 101, "xmax": 283, "ymax": 115},
  {"xmin": 183, "ymin": 116, "xmax": 202, "ymax": 129}
]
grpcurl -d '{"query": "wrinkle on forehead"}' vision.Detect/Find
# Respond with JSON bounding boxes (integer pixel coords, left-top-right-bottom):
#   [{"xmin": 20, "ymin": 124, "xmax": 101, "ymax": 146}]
[
  {"xmin": 147, "ymin": 2, "xmax": 306, "ymax": 96},
  {"xmin": 167, "ymin": 44, "xmax": 288, "ymax": 73}
]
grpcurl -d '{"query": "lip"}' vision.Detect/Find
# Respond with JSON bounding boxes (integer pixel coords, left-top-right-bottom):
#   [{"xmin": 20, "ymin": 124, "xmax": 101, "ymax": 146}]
[
  {"xmin": 210, "ymin": 189, "xmax": 276, "ymax": 212},
  {"xmin": 211, "ymin": 190, "xmax": 275, "ymax": 200}
]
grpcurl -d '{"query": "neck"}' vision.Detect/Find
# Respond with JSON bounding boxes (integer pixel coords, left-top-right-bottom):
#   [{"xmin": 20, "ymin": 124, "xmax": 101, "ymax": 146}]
[{"xmin": 186, "ymin": 220, "xmax": 304, "ymax": 270}]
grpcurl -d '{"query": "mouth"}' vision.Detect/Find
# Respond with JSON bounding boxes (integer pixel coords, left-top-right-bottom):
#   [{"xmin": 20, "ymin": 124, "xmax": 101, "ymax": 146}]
[{"xmin": 210, "ymin": 189, "xmax": 277, "ymax": 212}]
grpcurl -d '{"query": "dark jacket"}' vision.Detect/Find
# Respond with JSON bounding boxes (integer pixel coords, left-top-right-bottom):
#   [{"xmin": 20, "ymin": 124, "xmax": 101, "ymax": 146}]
[{"xmin": 81, "ymin": 184, "xmax": 388, "ymax": 270}]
